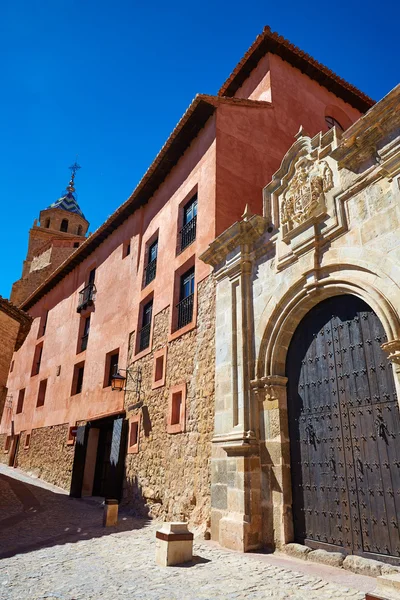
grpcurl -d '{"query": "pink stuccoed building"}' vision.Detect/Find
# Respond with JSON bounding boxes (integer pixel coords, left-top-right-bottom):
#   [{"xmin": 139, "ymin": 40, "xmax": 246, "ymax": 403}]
[{"xmin": 1, "ymin": 27, "xmax": 372, "ymax": 546}]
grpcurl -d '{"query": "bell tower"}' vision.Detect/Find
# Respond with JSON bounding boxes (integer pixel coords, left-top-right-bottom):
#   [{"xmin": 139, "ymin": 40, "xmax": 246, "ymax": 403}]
[{"xmin": 11, "ymin": 162, "xmax": 90, "ymax": 306}]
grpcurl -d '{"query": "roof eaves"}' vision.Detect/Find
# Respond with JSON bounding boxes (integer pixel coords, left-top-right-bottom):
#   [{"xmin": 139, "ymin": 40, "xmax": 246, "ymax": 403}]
[
  {"xmin": 21, "ymin": 94, "xmax": 219, "ymax": 311},
  {"xmin": 218, "ymin": 26, "xmax": 374, "ymax": 113}
]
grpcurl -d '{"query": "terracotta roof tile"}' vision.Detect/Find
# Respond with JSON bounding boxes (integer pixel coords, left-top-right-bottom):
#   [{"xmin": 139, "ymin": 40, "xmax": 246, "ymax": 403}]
[{"xmin": 218, "ymin": 26, "xmax": 374, "ymax": 112}]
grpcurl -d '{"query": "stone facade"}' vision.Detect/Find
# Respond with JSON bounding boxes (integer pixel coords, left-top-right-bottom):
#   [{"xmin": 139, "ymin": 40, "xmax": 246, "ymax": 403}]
[
  {"xmin": 123, "ymin": 275, "xmax": 215, "ymax": 529},
  {"xmin": 9, "ymin": 424, "xmax": 74, "ymax": 489},
  {"xmin": 201, "ymin": 85, "xmax": 400, "ymax": 553}
]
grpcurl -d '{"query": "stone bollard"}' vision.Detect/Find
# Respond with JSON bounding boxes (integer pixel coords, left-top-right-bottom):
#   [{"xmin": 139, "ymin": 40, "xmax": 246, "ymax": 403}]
[
  {"xmin": 155, "ymin": 522, "xmax": 194, "ymax": 566},
  {"xmin": 103, "ymin": 499, "xmax": 118, "ymax": 527}
]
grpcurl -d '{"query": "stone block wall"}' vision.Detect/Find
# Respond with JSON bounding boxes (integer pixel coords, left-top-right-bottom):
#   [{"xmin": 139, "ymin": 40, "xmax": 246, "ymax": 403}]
[
  {"xmin": 123, "ymin": 275, "xmax": 215, "ymax": 530},
  {"xmin": 0, "ymin": 433, "xmax": 9, "ymax": 464},
  {"xmin": 15, "ymin": 424, "xmax": 74, "ymax": 490}
]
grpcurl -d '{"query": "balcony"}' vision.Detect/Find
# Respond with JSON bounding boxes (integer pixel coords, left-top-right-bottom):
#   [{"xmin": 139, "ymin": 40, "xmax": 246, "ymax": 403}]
[
  {"xmin": 139, "ymin": 322, "xmax": 151, "ymax": 352},
  {"xmin": 77, "ymin": 283, "xmax": 96, "ymax": 313},
  {"xmin": 179, "ymin": 216, "xmax": 197, "ymax": 252},
  {"xmin": 176, "ymin": 294, "xmax": 194, "ymax": 330},
  {"xmin": 144, "ymin": 258, "xmax": 157, "ymax": 286}
]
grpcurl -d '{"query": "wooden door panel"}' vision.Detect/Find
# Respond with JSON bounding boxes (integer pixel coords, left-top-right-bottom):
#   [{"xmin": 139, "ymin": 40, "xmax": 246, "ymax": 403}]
[{"xmin": 287, "ymin": 295, "xmax": 400, "ymax": 563}]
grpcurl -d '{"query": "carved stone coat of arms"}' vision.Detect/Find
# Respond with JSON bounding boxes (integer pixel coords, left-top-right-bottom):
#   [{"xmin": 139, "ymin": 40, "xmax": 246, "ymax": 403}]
[{"xmin": 281, "ymin": 160, "xmax": 334, "ymax": 236}]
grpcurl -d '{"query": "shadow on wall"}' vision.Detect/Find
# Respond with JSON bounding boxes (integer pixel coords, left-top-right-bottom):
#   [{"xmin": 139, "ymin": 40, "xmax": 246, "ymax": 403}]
[
  {"xmin": 122, "ymin": 475, "xmax": 153, "ymax": 518},
  {"xmin": 0, "ymin": 472, "xmax": 150, "ymax": 560}
]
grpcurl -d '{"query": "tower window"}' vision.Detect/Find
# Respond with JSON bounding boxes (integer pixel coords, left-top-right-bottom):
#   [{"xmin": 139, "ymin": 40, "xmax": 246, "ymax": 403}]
[
  {"xmin": 77, "ymin": 225, "xmax": 83, "ymax": 235},
  {"xmin": 60, "ymin": 219, "xmax": 69, "ymax": 233},
  {"xmin": 44, "ymin": 218, "xmax": 50, "ymax": 228},
  {"xmin": 325, "ymin": 116, "xmax": 343, "ymax": 131}
]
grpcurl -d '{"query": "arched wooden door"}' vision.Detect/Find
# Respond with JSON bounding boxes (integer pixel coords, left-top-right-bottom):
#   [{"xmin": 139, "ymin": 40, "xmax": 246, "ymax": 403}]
[{"xmin": 286, "ymin": 295, "xmax": 400, "ymax": 564}]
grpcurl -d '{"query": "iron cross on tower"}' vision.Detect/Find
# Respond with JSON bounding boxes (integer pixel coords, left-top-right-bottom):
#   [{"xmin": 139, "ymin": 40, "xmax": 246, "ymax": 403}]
[{"xmin": 67, "ymin": 160, "xmax": 81, "ymax": 194}]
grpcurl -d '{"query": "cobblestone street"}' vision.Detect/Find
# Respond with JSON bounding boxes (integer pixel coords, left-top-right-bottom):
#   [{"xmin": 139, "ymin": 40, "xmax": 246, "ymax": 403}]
[{"xmin": 0, "ymin": 465, "xmax": 377, "ymax": 600}]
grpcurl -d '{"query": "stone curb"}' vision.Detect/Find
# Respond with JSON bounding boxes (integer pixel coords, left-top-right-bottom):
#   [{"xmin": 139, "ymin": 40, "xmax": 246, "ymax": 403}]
[{"xmin": 283, "ymin": 543, "xmax": 400, "ymax": 578}]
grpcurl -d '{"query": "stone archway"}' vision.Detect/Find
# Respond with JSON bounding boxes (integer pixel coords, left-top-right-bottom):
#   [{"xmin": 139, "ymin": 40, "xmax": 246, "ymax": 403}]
[{"xmin": 254, "ymin": 277, "xmax": 400, "ymax": 551}]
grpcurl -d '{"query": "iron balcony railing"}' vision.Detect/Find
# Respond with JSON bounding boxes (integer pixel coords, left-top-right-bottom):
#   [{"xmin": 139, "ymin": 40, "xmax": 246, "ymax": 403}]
[
  {"xmin": 176, "ymin": 294, "xmax": 194, "ymax": 330},
  {"xmin": 179, "ymin": 216, "xmax": 197, "ymax": 252},
  {"xmin": 144, "ymin": 257, "xmax": 157, "ymax": 286},
  {"xmin": 77, "ymin": 283, "xmax": 96, "ymax": 313},
  {"xmin": 80, "ymin": 334, "xmax": 89, "ymax": 352},
  {"xmin": 139, "ymin": 322, "xmax": 151, "ymax": 352}
]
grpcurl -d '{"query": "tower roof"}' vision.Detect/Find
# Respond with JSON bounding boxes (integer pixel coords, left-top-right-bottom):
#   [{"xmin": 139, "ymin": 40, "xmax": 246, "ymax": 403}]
[
  {"xmin": 47, "ymin": 192, "xmax": 85, "ymax": 219},
  {"xmin": 46, "ymin": 162, "xmax": 86, "ymax": 220}
]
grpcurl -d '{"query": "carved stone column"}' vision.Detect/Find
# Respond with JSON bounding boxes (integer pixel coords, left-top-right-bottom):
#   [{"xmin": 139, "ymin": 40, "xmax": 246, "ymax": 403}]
[
  {"xmin": 254, "ymin": 375, "xmax": 293, "ymax": 548},
  {"xmin": 200, "ymin": 212, "xmax": 269, "ymax": 552}
]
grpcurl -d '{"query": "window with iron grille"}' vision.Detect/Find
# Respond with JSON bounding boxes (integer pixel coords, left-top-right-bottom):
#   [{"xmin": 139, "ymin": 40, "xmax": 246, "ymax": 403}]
[
  {"xmin": 80, "ymin": 316, "xmax": 91, "ymax": 352},
  {"xmin": 179, "ymin": 195, "xmax": 197, "ymax": 251},
  {"xmin": 144, "ymin": 239, "xmax": 158, "ymax": 286},
  {"xmin": 77, "ymin": 269, "xmax": 96, "ymax": 313},
  {"xmin": 177, "ymin": 267, "xmax": 194, "ymax": 329},
  {"xmin": 139, "ymin": 300, "xmax": 153, "ymax": 351}
]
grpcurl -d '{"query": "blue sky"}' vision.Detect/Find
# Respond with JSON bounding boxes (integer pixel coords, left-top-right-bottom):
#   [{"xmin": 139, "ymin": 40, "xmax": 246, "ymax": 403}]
[{"xmin": 1, "ymin": 0, "xmax": 398, "ymax": 298}]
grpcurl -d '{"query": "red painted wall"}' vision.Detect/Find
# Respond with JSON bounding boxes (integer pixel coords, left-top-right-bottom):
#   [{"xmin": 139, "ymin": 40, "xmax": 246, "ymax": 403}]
[{"xmin": 215, "ymin": 53, "xmax": 363, "ymax": 234}]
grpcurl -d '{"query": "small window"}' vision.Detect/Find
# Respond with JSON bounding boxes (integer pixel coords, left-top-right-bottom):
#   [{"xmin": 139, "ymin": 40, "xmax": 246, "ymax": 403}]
[
  {"xmin": 60, "ymin": 219, "xmax": 69, "ymax": 233},
  {"xmin": 139, "ymin": 300, "xmax": 153, "ymax": 351},
  {"xmin": 67, "ymin": 424, "xmax": 77, "ymax": 445},
  {"xmin": 88, "ymin": 268, "xmax": 96, "ymax": 285},
  {"xmin": 31, "ymin": 343, "xmax": 43, "ymax": 376},
  {"xmin": 38, "ymin": 310, "xmax": 48, "ymax": 338},
  {"xmin": 73, "ymin": 242, "xmax": 80, "ymax": 248},
  {"xmin": 180, "ymin": 195, "xmax": 198, "ymax": 251},
  {"xmin": 167, "ymin": 384, "xmax": 186, "ymax": 434},
  {"xmin": 36, "ymin": 379, "xmax": 47, "ymax": 407},
  {"xmin": 4, "ymin": 436, "xmax": 12, "ymax": 452},
  {"xmin": 16, "ymin": 389, "xmax": 25, "ymax": 414},
  {"xmin": 10, "ymin": 360, "xmax": 14, "ymax": 373},
  {"xmin": 104, "ymin": 350, "xmax": 119, "ymax": 387},
  {"xmin": 177, "ymin": 267, "xmax": 195, "ymax": 329},
  {"xmin": 71, "ymin": 362, "xmax": 85, "ymax": 395},
  {"xmin": 44, "ymin": 218, "xmax": 50, "ymax": 228},
  {"xmin": 80, "ymin": 316, "xmax": 91, "ymax": 352},
  {"xmin": 123, "ymin": 241, "xmax": 131, "ymax": 258},
  {"xmin": 77, "ymin": 225, "xmax": 83, "ymax": 235},
  {"xmin": 152, "ymin": 347, "xmax": 167, "ymax": 389},
  {"xmin": 128, "ymin": 414, "xmax": 141, "ymax": 454},
  {"xmin": 24, "ymin": 433, "xmax": 31, "ymax": 449},
  {"xmin": 325, "ymin": 116, "xmax": 343, "ymax": 131}
]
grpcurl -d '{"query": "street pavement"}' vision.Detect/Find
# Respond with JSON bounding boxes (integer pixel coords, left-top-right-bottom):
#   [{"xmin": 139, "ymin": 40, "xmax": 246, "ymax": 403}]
[{"xmin": 0, "ymin": 464, "xmax": 377, "ymax": 600}]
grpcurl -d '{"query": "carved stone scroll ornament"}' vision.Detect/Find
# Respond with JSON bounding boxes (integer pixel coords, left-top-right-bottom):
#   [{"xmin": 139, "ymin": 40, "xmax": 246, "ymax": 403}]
[
  {"xmin": 280, "ymin": 160, "xmax": 334, "ymax": 235},
  {"xmin": 382, "ymin": 340, "xmax": 400, "ymax": 365}
]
